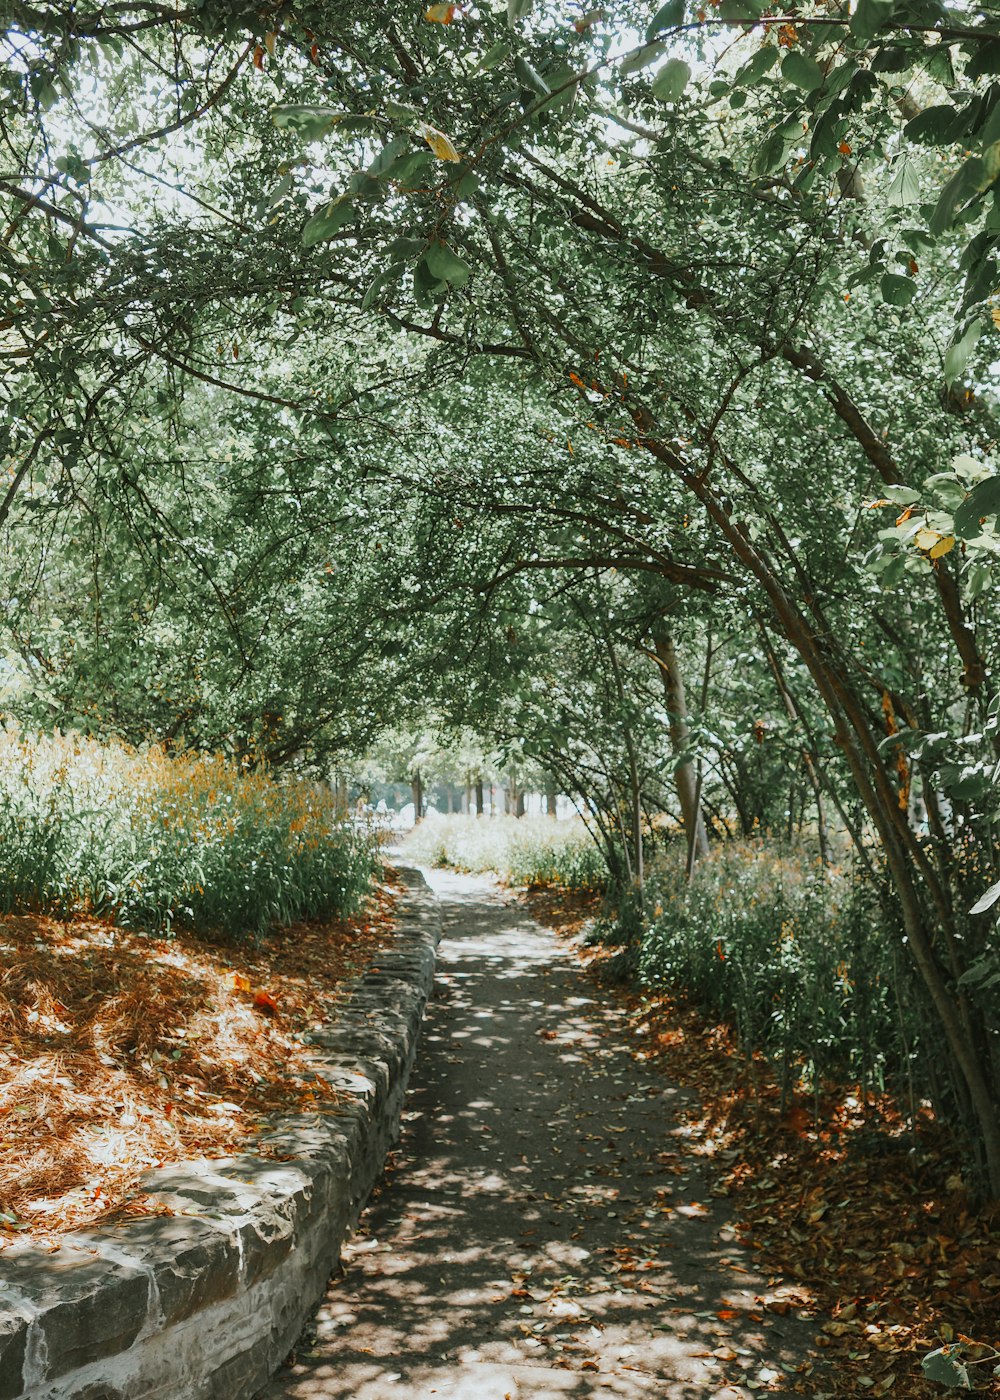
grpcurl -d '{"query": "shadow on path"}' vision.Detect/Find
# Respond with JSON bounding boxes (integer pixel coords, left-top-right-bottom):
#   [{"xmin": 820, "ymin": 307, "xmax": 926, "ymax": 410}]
[{"xmin": 264, "ymin": 869, "xmax": 817, "ymax": 1400}]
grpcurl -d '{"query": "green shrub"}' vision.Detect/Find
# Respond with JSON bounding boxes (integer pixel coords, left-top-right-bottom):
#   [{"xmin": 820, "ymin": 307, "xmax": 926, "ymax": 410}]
[
  {"xmin": 637, "ymin": 842, "xmax": 904, "ymax": 1094},
  {"xmin": 0, "ymin": 725, "xmax": 378, "ymax": 939},
  {"xmin": 404, "ymin": 814, "xmax": 607, "ymax": 890}
]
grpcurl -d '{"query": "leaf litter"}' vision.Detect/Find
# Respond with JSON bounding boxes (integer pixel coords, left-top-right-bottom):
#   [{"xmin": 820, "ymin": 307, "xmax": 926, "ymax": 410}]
[
  {"xmin": 519, "ymin": 885, "xmax": 1000, "ymax": 1398},
  {"xmin": 0, "ymin": 871, "xmax": 400, "ymax": 1244}
]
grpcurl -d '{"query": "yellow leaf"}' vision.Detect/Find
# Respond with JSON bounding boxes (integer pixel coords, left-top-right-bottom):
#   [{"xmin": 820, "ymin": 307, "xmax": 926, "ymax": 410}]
[
  {"xmin": 424, "ymin": 3, "xmax": 458, "ymax": 20},
  {"xmin": 419, "ymin": 122, "xmax": 461, "ymax": 161},
  {"xmin": 914, "ymin": 528, "xmax": 940, "ymax": 551},
  {"xmin": 264, "ymin": 30, "xmax": 277, "ymax": 56},
  {"xmin": 992, "ymin": 306, "xmax": 1000, "ymax": 329},
  {"xmin": 929, "ymin": 534, "xmax": 955, "ymax": 558}
]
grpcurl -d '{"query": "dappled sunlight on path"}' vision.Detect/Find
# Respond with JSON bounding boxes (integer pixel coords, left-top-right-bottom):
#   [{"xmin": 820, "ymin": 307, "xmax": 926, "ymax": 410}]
[{"xmin": 264, "ymin": 869, "xmax": 815, "ymax": 1400}]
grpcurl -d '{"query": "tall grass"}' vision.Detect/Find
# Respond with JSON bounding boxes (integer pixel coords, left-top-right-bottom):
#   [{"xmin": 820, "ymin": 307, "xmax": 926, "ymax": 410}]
[
  {"xmin": 404, "ymin": 814, "xmax": 607, "ymax": 890},
  {"xmin": 632, "ymin": 842, "xmax": 906, "ymax": 1098},
  {"xmin": 0, "ymin": 725, "xmax": 378, "ymax": 939}
]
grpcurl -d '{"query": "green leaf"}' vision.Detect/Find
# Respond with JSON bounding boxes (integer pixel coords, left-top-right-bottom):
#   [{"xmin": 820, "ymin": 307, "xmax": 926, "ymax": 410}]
[
  {"xmin": 920, "ymin": 1347, "xmax": 972, "ymax": 1389},
  {"xmin": 943, "ymin": 319, "xmax": 982, "ymax": 387},
  {"xmin": 883, "ymin": 485, "xmax": 920, "ymax": 506},
  {"xmin": 967, "ymin": 561, "xmax": 992, "ymax": 598},
  {"xmin": 388, "ymin": 236, "xmax": 427, "ymax": 259},
  {"xmin": 645, "ymin": 0, "xmax": 685, "ymax": 41},
  {"xmin": 880, "ymin": 272, "xmax": 916, "ymax": 306},
  {"xmin": 885, "ymin": 160, "xmax": 920, "ymax": 207},
  {"xmin": 376, "ymin": 150, "xmax": 433, "ymax": 186},
  {"xmin": 651, "ymin": 58, "xmax": 691, "ymax": 102},
  {"xmin": 903, "ymin": 104, "xmax": 954, "ymax": 146},
  {"xmin": 966, "ymin": 39, "xmax": 1000, "ymax": 82},
  {"xmin": 507, "ymin": 0, "xmax": 533, "ymax": 26},
  {"xmin": 735, "ymin": 45, "xmax": 779, "ymax": 87},
  {"xmin": 929, "ymin": 158, "xmax": 982, "ymax": 236},
  {"xmin": 881, "ymin": 554, "xmax": 906, "ymax": 587},
  {"xmin": 272, "ymin": 104, "xmax": 352, "ymax": 142},
  {"xmin": 969, "ymin": 876, "xmax": 1000, "ymax": 915},
  {"xmin": 301, "ymin": 196, "xmax": 355, "ymax": 248},
  {"xmin": 718, "ymin": 0, "xmax": 769, "ymax": 19},
  {"xmin": 448, "ymin": 164, "xmax": 481, "ymax": 199},
  {"xmin": 849, "ymin": 0, "xmax": 895, "ymax": 44},
  {"xmin": 540, "ymin": 61, "xmax": 579, "ymax": 113},
  {"xmin": 621, "ymin": 41, "xmax": 667, "ymax": 76},
  {"xmin": 514, "ymin": 55, "xmax": 551, "ymax": 98},
  {"xmin": 781, "ymin": 49, "xmax": 824, "ymax": 92},
  {"xmin": 983, "ymin": 139, "xmax": 1000, "ymax": 190},
  {"xmin": 755, "ymin": 128, "xmax": 788, "ymax": 176},
  {"xmin": 954, "ymin": 475, "xmax": 1000, "ymax": 538},
  {"xmin": 810, "ymin": 109, "xmax": 844, "ymax": 160},
  {"xmin": 413, "ymin": 257, "xmax": 446, "ymax": 307},
  {"xmin": 361, "ymin": 261, "xmax": 406, "ymax": 310},
  {"xmin": 480, "ymin": 40, "xmax": 511, "ymax": 69},
  {"xmin": 423, "ymin": 240, "xmax": 471, "ymax": 287},
  {"xmin": 368, "ymin": 137, "xmax": 411, "ymax": 177}
]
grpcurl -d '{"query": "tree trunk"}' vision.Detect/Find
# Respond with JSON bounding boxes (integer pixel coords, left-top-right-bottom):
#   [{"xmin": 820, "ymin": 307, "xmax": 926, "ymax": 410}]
[
  {"xmin": 637, "ymin": 427, "xmax": 1000, "ymax": 1195},
  {"xmin": 475, "ymin": 776, "xmax": 484, "ymax": 818},
  {"xmin": 545, "ymin": 776, "xmax": 558, "ymax": 819},
  {"xmin": 412, "ymin": 770, "xmax": 423, "ymax": 823},
  {"xmin": 651, "ymin": 624, "xmax": 709, "ymax": 866},
  {"xmin": 760, "ymin": 625, "xmax": 833, "ymax": 866}
]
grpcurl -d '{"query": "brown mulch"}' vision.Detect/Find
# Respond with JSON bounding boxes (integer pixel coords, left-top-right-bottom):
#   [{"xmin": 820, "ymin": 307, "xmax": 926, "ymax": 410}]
[
  {"xmin": 0, "ymin": 875, "xmax": 399, "ymax": 1245},
  {"xmin": 519, "ymin": 884, "xmax": 1000, "ymax": 1399}
]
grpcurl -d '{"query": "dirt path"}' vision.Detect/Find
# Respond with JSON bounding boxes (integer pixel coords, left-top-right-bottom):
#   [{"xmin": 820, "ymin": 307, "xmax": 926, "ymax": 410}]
[{"xmin": 264, "ymin": 869, "xmax": 817, "ymax": 1400}]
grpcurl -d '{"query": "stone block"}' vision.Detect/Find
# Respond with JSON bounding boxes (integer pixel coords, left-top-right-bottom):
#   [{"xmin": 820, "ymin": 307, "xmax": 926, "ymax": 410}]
[
  {"xmin": 108, "ymin": 1216, "xmax": 241, "ymax": 1327},
  {"xmin": 65, "ymin": 1380, "xmax": 128, "ymax": 1400},
  {"xmin": 204, "ymin": 1325, "xmax": 276, "ymax": 1400},
  {"xmin": 0, "ymin": 1246, "xmax": 150, "ymax": 1381},
  {"xmin": 0, "ymin": 1308, "xmax": 27, "ymax": 1400}
]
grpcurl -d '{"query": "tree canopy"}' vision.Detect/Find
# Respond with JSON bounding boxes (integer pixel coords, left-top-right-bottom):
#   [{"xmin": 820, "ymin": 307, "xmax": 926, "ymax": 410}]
[{"xmin": 5, "ymin": 0, "xmax": 1000, "ymax": 1188}]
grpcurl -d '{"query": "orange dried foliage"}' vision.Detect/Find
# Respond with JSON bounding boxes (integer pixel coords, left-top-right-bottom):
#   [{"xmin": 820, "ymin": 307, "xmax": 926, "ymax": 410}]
[
  {"xmin": 0, "ymin": 875, "xmax": 399, "ymax": 1242},
  {"xmin": 539, "ymin": 906, "xmax": 1000, "ymax": 1397}
]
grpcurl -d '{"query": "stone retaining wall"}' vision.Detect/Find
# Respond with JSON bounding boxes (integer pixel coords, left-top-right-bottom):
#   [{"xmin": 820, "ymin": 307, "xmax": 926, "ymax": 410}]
[{"xmin": 0, "ymin": 866, "xmax": 440, "ymax": 1400}]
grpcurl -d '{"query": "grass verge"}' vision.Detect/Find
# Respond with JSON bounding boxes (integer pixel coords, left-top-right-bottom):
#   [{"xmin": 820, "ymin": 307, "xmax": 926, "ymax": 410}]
[
  {"xmin": 403, "ymin": 814, "xmax": 607, "ymax": 890},
  {"xmin": 0, "ymin": 725, "xmax": 378, "ymax": 939}
]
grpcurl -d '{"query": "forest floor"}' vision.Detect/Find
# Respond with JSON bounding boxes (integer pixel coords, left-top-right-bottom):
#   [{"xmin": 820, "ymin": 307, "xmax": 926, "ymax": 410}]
[
  {"xmin": 0, "ymin": 878, "xmax": 399, "ymax": 1241},
  {"xmin": 2, "ymin": 862, "xmax": 997, "ymax": 1397},
  {"xmin": 522, "ymin": 885, "xmax": 1000, "ymax": 1399}
]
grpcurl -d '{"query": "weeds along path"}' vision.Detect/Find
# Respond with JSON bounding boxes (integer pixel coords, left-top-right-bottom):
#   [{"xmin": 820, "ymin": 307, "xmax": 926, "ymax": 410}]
[{"xmin": 264, "ymin": 868, "xmax": 816, "ymax": 1400}]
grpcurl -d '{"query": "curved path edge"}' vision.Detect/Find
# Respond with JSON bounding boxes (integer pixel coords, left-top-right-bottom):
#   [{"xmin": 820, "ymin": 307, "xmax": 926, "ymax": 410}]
[{"xmin": 0, "ymin": 866, "xmax": 441, "ymax": 1400}]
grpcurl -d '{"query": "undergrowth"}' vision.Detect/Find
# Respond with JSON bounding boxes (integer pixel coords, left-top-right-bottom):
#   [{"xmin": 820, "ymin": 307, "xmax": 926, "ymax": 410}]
[
  {"xmin": 0, "ymin": 725, "xmax": 378, "ymax": 939},
  {"xmin": 598, "ymin": 842, "xmax": 916, "ymax": 1105},
  {"xmin": 403, "ymin": 813, "xmax": 607, "ymax": 890}
]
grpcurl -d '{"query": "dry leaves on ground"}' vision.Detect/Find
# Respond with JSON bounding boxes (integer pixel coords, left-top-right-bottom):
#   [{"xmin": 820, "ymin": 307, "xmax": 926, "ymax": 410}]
[
  {"xmin": 0, "ymin": 873, "xmax": 399, "ymax": 1243},
  {"xmin": 521, "ymin": 886, "xmax": 1000, "ymax": 1400}
]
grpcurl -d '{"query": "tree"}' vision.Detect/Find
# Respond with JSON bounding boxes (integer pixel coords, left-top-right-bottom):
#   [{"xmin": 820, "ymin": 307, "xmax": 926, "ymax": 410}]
[{"xmin": 5, "ymin": 0, "xmax": 1000, "ymax": 1187}]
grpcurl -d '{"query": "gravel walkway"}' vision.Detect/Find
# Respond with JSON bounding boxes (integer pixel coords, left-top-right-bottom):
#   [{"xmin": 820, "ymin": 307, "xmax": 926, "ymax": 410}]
[{"xmin": 264, "ymin": 868, "xmax": 815, "ymax": 1400}]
